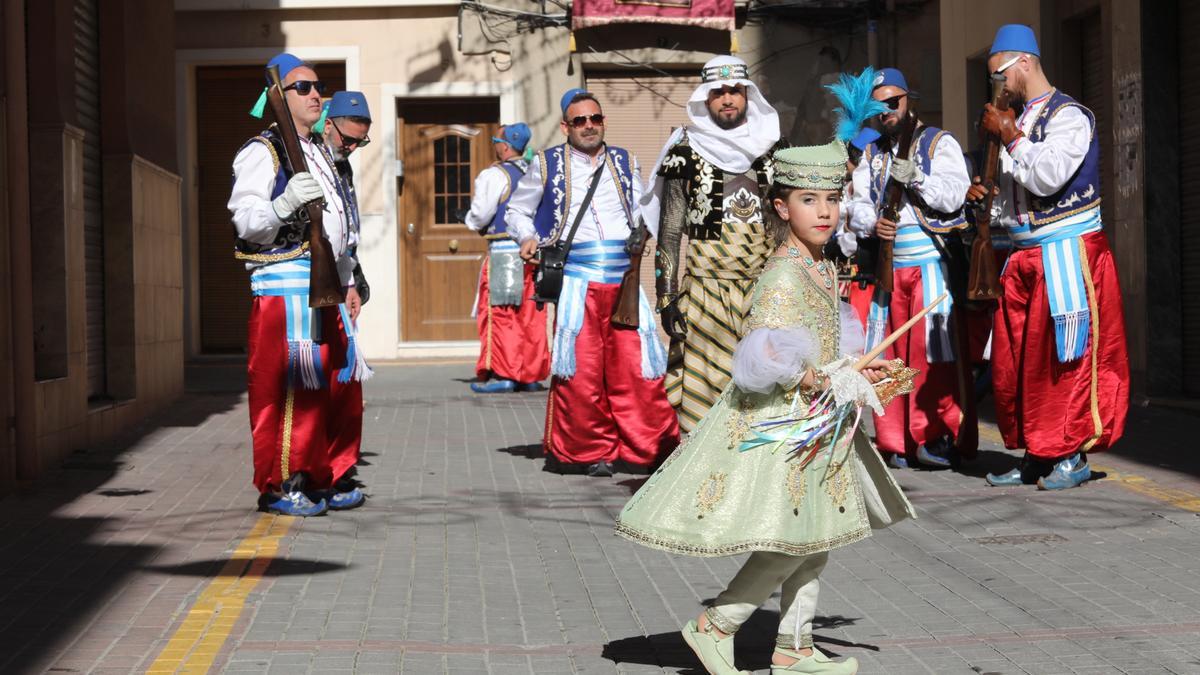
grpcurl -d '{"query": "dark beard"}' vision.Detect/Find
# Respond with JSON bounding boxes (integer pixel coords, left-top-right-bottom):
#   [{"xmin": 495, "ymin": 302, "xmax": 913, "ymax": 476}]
[{"xmin": 713, "ymin": 108, "xmax": 747, "ymax": 130}]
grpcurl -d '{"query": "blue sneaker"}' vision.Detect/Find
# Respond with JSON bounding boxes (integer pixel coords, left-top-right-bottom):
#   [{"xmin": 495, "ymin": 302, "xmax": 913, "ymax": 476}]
[
  {"xmin": 985, "ymin": 468, "xmax": 1024, "ymax": 486},
  {"xmin": 1037, "ymin": 453, "xmax": 1091, "ymax": 490},
  {"xmin": 917, "ymin": 442, "xmax": 954, "ymax": 469},
  {"xmin": 328, "ymin": 487, "xmax": 365, "ymax": 510},
  {"xmin": 518, "ymin": 382, "xmax": 546, "ymax": 392},
  {"xmin": 264, "ymin": 491, "xmax": 327, "ymax": 517},
  {"xmin": 470, "ymin": 379, "xmax": 516, "ymax": 394},
  {"xmin": 887, "ymin": 453, "xmax": 910, "ymax": 469}
]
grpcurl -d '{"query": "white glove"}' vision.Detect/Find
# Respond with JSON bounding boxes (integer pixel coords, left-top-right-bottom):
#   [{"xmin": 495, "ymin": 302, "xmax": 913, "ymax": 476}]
[
  {"xmin": 271, "ymin": 172, "xmax": 325, "ymax": 221},
  {"xmin": 890, "ymin": 157, "xmax": 924, "ymax": 186},
  {"xmin": 820, "ymin": 356, "xmax": 884, "ymax": 415}
]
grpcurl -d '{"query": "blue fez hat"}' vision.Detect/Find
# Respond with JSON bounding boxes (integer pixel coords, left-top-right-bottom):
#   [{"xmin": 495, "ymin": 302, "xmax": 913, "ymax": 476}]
[
  {"xmin": 990, "ymin": 24, "xmax": 1040, "ymax": 57},
  {"xmin": 266, "ymin": 52, "xmax": 306, "ymax": 84},
  {"xmin": 329, "ymin": 91, "xmax": 371, "ymax": 121},
  {"xmin": 498, "ymin": 122, "xmax": 531, "ymax": 152},
  {"xmin": 872, "ymin": 67, "xmax": 908, "ymax": 92},
  {"xmin": 560, "ymin": 88, "xmax": 588, "ymax": 113},
  {"xmin": 250, "ymin": 52, "xmax": 308, "ymax": 119},
  {"xmin": 850, "ymin": 128, "xmax": 881, "ymax": 152}
]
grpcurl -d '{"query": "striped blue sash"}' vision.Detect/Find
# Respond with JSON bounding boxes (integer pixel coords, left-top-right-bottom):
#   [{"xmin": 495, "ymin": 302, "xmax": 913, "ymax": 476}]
[
  {"xmin": 1011, "ymin": 207, "xmax": 1101, "ymax": 362},
  {"xmin": 550, "ymin": 240, "xmax": 667, "ymax": 380},
  {"xmin": 865, "ymin": 223, "xmax": 955, "ymax": 363},
  {"xmin": 250, "ymin": 259, "xmax": 371, "ymax": 388}
]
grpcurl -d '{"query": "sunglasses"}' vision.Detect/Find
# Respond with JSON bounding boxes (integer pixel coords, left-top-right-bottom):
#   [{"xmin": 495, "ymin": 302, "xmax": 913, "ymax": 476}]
[
  {"xmin": 491, "ymin": 136, "xmax": 508, "ymax": 144},
  {"xmin": 332, "ymin": 120, "xmax": 370, "ymax": 147},
  {"xmin": 567, "ymin": 114, "xmax": 605, "ymax": 128},
  {"xmin": 880, "ymin": 94, "xmax": 907, "ymax": 111},
  {"xmin": 283, "ymin": 80, "xmax": 326, "ymax": 96},
  {"xmin": 992, "ymin": 54, "xmax": 1023, "ymax": 75}
]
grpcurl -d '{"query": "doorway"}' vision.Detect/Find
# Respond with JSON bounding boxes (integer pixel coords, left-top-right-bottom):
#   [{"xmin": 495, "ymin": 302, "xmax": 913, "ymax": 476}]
[{"xmin": 396, "ymin": 97, "xmax": 499, "ymax": 342}]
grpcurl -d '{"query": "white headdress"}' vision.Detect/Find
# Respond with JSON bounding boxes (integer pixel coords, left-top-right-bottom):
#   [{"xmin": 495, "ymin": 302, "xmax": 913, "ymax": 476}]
[{"xmin": 641, "ymin": 55, "xmax": 781, "ymax": 237}]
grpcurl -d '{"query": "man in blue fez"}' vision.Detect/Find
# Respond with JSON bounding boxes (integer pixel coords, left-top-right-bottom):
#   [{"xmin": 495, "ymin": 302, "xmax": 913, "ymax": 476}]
[
  {"xmin": 970, "ymin": 24, "xmax": 1129, "ymax": 490},
  {"xmin": 228, "ymin": 54, "xmax": 369, "ymax": 516},
  {"xmin": 463, "ymin": 122, "xmax": 551, "ymax": 394},
  {"xmin": 505, "ymin": 89, "xmax": 679, "ymax": 477},
  {"xmin": 320, "ymin": 91, "xmax": 372, "ymax": 315},
  {"xmin": 846, "ymin": 66, "xmax": 975, "ymax": 471}
]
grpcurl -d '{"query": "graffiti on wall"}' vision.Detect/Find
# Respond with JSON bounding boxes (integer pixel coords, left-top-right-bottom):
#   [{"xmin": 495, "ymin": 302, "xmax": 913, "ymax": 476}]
[{"xmin": 1115, "ymin": 71, "xmax": 1142, "ymax": 202}]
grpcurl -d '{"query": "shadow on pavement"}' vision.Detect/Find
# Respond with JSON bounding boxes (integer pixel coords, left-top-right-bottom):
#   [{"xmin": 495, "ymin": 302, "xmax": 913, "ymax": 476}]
[
  {"xmin": 143, "ymin": 557, "xmax": 347, "ymax": 577},
  {"xmin": 0, "ymin": 374, "xmax": 246, "ymax": 673},
  {"xmin": 496, "ymin": 443, "xmax": 543, "ymax": 459},
  {"xmin": 603, "ymin": 611, "xmax": 868, "ymax": 672}
]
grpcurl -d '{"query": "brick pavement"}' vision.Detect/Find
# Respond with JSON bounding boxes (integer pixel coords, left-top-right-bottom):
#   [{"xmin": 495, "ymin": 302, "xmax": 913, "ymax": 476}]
[{"xmin": 2, "ymin": 363, "xmax": 1200, "ymax": 674}]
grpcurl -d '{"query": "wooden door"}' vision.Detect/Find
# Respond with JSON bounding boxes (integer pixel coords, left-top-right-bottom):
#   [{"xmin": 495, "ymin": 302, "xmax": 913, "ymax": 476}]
[{"xmin": 398, "ymin": 99, "xmax": 498, "ymax": 341}]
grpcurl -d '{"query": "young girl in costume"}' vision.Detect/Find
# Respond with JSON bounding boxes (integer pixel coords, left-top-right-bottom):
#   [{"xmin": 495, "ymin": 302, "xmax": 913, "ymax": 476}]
[{"xmin": 616, "ymin": 142, "xmax": 916, "ymax": 675}]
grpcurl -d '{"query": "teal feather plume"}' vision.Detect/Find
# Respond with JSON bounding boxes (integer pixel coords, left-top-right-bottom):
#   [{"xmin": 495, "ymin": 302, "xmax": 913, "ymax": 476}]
[{"xmin": 826, "ymin": 67, "xmax": 888, "ymax": 143}]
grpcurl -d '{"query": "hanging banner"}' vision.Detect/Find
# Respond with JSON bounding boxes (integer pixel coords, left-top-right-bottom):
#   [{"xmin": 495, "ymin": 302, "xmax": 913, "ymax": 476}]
[{"xmin": 572, "ymin": 0, "xmax": 735, "ymax": 32}]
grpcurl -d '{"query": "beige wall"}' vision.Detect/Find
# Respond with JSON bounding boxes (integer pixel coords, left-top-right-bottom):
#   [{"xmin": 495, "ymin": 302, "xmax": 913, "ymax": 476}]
[{"xmin": 30, "ymin": 143, "xmax": 184, "ymax": 469}]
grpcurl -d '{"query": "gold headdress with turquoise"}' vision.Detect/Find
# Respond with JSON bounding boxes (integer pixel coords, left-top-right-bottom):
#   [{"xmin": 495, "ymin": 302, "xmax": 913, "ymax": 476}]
[{"xmin": 771, "ymin": 142, "xmax": 848, "ymax": 190}]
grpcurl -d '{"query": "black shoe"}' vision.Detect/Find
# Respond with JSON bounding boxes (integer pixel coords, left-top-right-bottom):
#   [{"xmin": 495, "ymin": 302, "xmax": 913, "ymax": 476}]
[{"xmin": 586, "ymin": 461, "xmax": 614, "ymax": 477}]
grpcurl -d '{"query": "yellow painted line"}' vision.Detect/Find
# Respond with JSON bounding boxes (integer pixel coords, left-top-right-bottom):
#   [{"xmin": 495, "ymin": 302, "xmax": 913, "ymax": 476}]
[
  {"xmin": 978, "ymin": 423, "xmax": 1200, "ymax": 512},
  {"xmin": 147, "ymin": 514, "xmax": 293, "ymax": 674},
  {"xmin": 1091, "ymin": 464, "xmax": 1200, "ymax": 513}
]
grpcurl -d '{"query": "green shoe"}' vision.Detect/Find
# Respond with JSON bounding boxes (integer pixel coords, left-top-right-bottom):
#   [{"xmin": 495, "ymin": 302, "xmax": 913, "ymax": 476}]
[
  {"xmin": 680, "ymin": 619, "xmax": 749, "ymax": 675},
  {"xmin": 770, "ymin": 646, "xmax": 859, "ymax": 674}
]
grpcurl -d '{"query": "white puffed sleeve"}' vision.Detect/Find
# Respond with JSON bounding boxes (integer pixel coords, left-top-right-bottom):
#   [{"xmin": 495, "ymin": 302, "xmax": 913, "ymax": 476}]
[
  {"xmin": 839, "ymin": 301, "xmax": 866, "ymax": 357},
  {"xmin": 731, "ymin": 327, "xmax": 818, "ymax": 394}
]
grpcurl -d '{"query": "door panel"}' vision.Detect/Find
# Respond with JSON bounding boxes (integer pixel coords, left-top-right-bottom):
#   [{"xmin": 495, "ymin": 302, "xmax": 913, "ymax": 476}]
[{"xmin": 398, "ymin": 99, "xmax": 498, "ymax": 341}]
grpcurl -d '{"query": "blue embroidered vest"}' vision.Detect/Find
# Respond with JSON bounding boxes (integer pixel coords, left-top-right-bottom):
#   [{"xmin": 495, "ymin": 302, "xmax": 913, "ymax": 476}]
[
  {"xmin": 864, "ymin": 125, "xmax": 968, "ymax": 234},
  {"xmin": 532, "ymin": 144, "xmax": 636, "ymax": 245},
  {"xmin": 1024, "ymin": 89, "xmax": 1101, "ymax": 226},
  {"xmin": 487, "ymin": 160, "xmax": 527, "ymax": 239},
  {"xmin": 232, "ymin": 127, "xmax": 307, "ymax": 261}
]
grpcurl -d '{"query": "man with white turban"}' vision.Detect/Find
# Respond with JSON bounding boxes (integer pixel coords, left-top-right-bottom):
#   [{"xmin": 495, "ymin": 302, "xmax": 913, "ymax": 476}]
[{"xmin": 642, "ymin": 55, "xmax": 786, "ymax": 432}]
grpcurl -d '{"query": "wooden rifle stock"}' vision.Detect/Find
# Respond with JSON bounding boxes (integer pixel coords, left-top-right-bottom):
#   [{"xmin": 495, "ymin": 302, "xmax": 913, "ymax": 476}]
[
  {"xmin": 611, "ymin": 224, "xmax": 647, "ymax": 328},
  {"xmin": 967, "ymin": 74, "xmax": 1010, "ymax": 301},
  {"xmin": 266, "ymin": 65, "xmax": 346, "ymax": 308},
  {"xmin": 876, "ymin": 106, "xmax": 919, "ymax": 293}
]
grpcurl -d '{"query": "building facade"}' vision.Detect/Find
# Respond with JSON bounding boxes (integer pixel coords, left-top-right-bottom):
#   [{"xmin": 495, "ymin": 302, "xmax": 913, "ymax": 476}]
[{"xmin": 1, "ymin": 0, "xmax": 184, "ymax": 490}]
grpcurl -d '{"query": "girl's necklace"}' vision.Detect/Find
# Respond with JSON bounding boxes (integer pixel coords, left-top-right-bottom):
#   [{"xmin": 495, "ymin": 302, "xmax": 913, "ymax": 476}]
[{"xmin": 786, "ymin": 246, "xmax": 834, "ymax": 289}]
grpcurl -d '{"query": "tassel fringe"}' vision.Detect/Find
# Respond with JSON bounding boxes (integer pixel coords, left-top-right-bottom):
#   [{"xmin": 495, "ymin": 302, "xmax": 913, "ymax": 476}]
[
  {"xmin": 551, "ymin": 328, "xmax": 580, "ymax": 379},
  {"xmin": 289, "ymin": 340, "xmax": 324, "ymax": 390},
  {"xmin": 250, "ymin": 87, "xmax": 268, "ymax": 119}
]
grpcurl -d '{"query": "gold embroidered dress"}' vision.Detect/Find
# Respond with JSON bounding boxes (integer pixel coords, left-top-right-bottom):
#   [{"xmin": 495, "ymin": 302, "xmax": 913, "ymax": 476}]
[{"xmin": 616, "ymin": 255, "xmax": 915, "ymax": 556}]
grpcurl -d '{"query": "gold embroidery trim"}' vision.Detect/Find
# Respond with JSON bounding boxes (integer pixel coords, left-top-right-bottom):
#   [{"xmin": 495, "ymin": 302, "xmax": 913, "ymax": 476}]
[
  {"xmin": 1078, "ymin": 238, "xmax": 1104, "ymax": 451},
  {"xmin": 785, "ymin": 461, "xmax": 808, "ymax": 510},
  {"xmin": 695, "ymin": 472, "xmax": 727, "ymax": 516},
  {"xmin": 280, "ymin": 385, "xmax": 296, "ymax": 480},
  {"xmin": 250, "ymin": 135, "xmax": 281, "ymax": 175},
  {"xmin": 614, "ymin": 519, "xmax": 871, "ymax": 558},
  {"xmin": 823, "ymin": 461, "xmax": 851, "ymax": 508},
  {"xmin": 235, "ymin": 241, "xmax": 310, "ymax": 263}
]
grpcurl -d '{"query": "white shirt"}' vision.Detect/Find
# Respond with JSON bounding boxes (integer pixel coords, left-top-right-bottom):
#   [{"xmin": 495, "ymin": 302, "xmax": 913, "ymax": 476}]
[
  {"xmin": 464, "ymin": 162, "xmax": 522, "ymax": 233},
  {"xmin": 992, "ymin": 93, "xmax": 1092, "ymax": 228},
  {"xmin": 506, "ymin": 146, "xmax": 644, "ymax": 244},
  {"xmin": 847, "ymin": 131, "xmax": 970, "ymax": 236},
  {"xmin": 228, "ymin": 134, "xmax": 357, "ymax": 286}
]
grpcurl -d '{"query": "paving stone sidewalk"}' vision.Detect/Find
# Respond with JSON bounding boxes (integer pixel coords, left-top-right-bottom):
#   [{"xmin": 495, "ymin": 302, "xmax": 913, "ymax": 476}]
[{"xmin": 3, "ymin": 363, "xmax": 1200, "ymax": 674}]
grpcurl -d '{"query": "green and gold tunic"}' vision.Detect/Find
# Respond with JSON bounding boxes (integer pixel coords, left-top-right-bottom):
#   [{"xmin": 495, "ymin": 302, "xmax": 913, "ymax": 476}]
[{"xmin": 617, "ymin": 255, "xmax": 915, "ymax": 557}]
